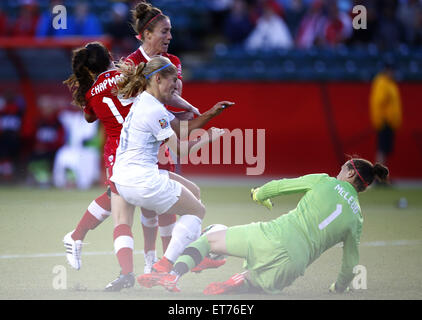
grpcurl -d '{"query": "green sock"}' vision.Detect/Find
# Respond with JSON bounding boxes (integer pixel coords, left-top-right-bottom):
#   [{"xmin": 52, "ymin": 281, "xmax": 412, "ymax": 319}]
[{"xmin": 173, "ymin": 235, "xmax": 210, "ymax": 276}]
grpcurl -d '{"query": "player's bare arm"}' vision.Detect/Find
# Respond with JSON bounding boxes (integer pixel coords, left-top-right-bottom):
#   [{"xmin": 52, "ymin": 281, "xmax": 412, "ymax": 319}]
[
  {"xmin": 170, "ymin": 101, "xmax": 234, "ymax": 138},
  {"xmin": 168, "ymin": 93, "xmax": 200, "ymax": 116},
  {"xmin": 165, "ymin": 128, "xmax": 225, "ymax": 158}
]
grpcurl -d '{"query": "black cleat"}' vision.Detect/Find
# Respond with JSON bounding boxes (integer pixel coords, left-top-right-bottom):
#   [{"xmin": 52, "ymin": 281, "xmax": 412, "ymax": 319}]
[{"xmin": 105, "ymin": 272, "xmax": 135, "ymax": 292}]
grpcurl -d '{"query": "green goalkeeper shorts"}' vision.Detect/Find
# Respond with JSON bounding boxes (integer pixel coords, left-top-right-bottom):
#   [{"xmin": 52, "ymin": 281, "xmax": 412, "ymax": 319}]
[{"xmin": 225, "ymin": 222, "xmax": 307, "ymax": 294}]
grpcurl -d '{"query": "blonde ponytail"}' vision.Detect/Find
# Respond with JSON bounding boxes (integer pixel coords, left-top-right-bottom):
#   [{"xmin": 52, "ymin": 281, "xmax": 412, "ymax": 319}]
[
  {"xmin": 115, "ymin": 56, "xmax": 177, "ymax": 99},
  {"xmin": 116, "ymin": 59, "xmax": 148, "ymax": 99}
]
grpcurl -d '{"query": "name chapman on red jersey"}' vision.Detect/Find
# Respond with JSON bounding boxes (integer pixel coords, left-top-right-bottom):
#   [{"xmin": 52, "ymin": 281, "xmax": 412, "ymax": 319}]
[
  {"xmin": 84, "ymin": 70, "xmax": 131, "ymax": 142},
  {"xmin": 90, "ymin": 71, "xmax": 124, "ymax": 96},
  {"xmin": 84, "ymin": 69, "xmax": 132, "ymax": 171}
]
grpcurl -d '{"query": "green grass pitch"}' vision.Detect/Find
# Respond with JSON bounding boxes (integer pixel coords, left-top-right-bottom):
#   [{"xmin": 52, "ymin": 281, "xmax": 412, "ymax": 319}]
[{"xmin": 0, "ymin": 183, "xmax": 421, "ymax": 300}]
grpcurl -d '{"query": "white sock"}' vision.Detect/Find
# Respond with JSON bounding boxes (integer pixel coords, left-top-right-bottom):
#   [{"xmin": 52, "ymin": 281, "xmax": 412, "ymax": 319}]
[{"xmin": 164, "ymin": 215, "xmax": 202, "ymax": 262}]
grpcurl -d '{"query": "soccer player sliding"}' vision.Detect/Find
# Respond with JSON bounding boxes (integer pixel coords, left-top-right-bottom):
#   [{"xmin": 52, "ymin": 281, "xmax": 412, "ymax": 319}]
[{"xmin": 137, "ymin": 158, "xmax": 389, "ymax": 294}]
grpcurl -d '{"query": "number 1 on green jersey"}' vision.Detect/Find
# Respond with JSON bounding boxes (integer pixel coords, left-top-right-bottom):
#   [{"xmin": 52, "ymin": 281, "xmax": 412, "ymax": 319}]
[{"xmin": 319, "ymin": 204, "xmax": 343, "ymax": 230}]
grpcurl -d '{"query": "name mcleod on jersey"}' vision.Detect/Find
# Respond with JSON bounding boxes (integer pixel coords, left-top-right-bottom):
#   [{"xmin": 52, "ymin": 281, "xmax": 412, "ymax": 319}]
[
  {"xmin": 334, "ymin": 184, "xmax": 361, "ymax": 215},
  {"xmin": 90, "ymin": 72, "xmax": 124, "ymax": 96}
]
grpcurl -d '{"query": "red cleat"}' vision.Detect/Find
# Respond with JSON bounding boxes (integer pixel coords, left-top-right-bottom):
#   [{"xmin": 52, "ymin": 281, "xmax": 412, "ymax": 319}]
[
  {"xmin": 152, "ymin": 256, "xmax": 173, "ymax": 273},
  {"xmin": 191, "ymin": 256, "xmax": 227, "ymax": 273},
  {"xmin": 137, "ymin": 273, "xmax": 180, "ymax": 292},
  {"xmin": 203, "ymin": 273, "xmax": 246, "ymax": 295}
]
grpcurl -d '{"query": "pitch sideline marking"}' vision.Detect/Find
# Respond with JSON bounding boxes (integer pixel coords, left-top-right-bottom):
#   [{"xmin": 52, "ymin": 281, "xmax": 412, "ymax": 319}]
[
  {"xmin": 0, "ymin": 250, "xmax": 145, "ymax": 259},
  {"xmin": 0, "ymin": 240, "xmax": 421, "ymax": 260}
]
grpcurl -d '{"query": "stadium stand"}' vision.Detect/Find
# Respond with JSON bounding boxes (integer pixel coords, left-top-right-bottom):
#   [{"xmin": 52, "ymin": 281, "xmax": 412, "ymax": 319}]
[{"xmin": 0, "ymin": 0, "xmax": 421, "ymax": 182}]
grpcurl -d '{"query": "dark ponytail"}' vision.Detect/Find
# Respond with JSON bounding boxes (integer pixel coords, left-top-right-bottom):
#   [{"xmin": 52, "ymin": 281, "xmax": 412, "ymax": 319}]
[
  {"xmin": 373, "ymin": 163, "xmax": 389, "ymax": 183},
  {"xmin": 131, "ymin": 1, "xmax": 167, "ymax": 40},
  {"xmin": 64, "ymin": 42, "xmax": 111, "ymax": 109},
  {"xmin": 347, "ymin": 158, "xmax": 389, "ymax": 192}
]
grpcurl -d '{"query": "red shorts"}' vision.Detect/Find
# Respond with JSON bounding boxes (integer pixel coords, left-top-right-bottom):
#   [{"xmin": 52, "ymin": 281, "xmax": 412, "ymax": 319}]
[
  {"xmin": 103, "ymin": 138, "xmax": 119, "ymax": 170},
  {"xmin": 158, "ymin": 147, "xmax": 175, "ymax": 172}
]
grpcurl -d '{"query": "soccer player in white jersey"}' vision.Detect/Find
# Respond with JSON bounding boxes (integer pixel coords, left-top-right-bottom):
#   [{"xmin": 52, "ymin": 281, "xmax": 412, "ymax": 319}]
[{"xmin": 105, "ymin": 55, "xmax": 233, "ymax": 291}]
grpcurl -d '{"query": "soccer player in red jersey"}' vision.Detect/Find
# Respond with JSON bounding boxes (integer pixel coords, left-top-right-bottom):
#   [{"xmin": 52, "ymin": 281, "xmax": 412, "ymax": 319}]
[
  {"xmin": 62, "ymin": 42, "xmax": 132, "ymax": 270},
  {"xmin": 62, "ymin": 40, "xmax": 231, "ymax": 274}
]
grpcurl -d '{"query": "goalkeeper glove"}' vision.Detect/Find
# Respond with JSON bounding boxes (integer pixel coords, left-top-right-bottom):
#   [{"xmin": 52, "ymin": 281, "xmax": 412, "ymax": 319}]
[
  {"xmin": 328, "ymin": 282, "xmax": 351, "ymax": 293},
  {"xmin": 250, "ymin": 188, "xmax": 273, "ymax": 210}
]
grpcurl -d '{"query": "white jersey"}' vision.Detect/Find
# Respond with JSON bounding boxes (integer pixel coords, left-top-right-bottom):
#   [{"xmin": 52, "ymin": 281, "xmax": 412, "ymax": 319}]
[{"xmin": 110, "ymin": 91, "xmax": 175, "ymax": 188}]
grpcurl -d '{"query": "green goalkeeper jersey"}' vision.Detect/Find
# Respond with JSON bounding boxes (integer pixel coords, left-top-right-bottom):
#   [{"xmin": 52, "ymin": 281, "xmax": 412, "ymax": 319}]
[{"xmin": 256, "ymin": 173, "xmax": 363, "ymax": 290}]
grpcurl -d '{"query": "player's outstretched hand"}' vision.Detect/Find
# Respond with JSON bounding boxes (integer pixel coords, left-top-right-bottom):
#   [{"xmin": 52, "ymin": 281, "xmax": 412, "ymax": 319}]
[
  {"xmin": 211, "ymin": 101, "xmax": 235, "ymax": 116},
  {"xmin": 250, "ymin": 187, "xmax": 273, "ymax": 211},
  {"xmin": 328, "ymin": 282, "xmax": 351, "ymax": 293}
]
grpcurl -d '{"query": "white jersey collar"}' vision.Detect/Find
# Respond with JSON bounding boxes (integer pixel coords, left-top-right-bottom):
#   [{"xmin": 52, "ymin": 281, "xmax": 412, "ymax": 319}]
[{"xmin": 139, "ymin": 45, "xmax": 151, "ymax": 62}]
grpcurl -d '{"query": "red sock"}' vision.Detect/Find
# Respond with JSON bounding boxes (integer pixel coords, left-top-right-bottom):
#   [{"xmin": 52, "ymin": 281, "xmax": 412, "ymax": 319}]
[
  {"xmin": 113, "ymin": 224, "xmax": 134, "ymax": 275},
  {"xmin": 158, "ymin": 214, "xmax": 177, "ymax": 253},
  {"xmin": 71, "ymin": 192, "xmax": 111, "ymax": 241},
  {"xmin": 141, "ymin": 211, "xmax": 158, "ymax": 253}
]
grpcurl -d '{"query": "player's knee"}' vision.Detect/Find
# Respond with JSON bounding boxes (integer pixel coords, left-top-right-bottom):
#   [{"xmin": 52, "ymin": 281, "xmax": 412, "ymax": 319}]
[
  {"xmin": 141, "ymin": 213, "xmax": 158, "ymax": 227},
  {"xmin": 206, "ymin": 230, "xmax": 227, "ymax": 253},
  {"xmin": 141, "ymin": 209, "xmax": 157, "ymax": 219},
  {"xmin": 196, "ymin": 201, "xmax": 206, "ymax": 219}
]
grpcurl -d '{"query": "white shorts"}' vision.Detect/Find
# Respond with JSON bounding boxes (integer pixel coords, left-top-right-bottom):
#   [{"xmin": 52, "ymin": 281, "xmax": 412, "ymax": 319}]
[{"xmin": 115, "ymin": 170, "xmax": 182, "ymax": 214}]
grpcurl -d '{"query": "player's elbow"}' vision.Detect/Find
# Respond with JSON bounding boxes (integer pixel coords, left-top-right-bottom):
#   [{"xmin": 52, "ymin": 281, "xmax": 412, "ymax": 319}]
[{"xmin": 84, "ymin": 113, "xmax": 97, "ymax": 123}]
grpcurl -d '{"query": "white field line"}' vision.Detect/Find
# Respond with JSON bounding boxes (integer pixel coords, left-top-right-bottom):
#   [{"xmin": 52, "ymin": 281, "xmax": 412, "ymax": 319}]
[
  {"xmin": 332, "ymin": 239, "xmax": 422, "ymax": 248},
  {"xmin": 0, "ymin": 250, "xmax": 145, "ymax": 260},
  {"xmin": 0, "ymin": 240, "xmax": 421, "ymax": 260}
]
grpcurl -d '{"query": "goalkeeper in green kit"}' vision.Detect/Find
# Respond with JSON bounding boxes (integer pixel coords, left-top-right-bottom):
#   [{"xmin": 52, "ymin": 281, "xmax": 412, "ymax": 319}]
[{"xmin": 137, "ymin": 158, "xmax": 389, "ymax": 294}]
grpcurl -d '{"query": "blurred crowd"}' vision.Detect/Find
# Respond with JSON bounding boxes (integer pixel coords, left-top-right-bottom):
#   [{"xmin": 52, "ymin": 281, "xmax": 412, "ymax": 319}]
[
  {"xmin": 0, "ymin": 0, "xmax": 420, "ymax": 54},
  {"xmin": 0, "ymin": 0, "xmax": 417, "ymax": 186},
  {"xmin": 211, "ymin": 0, "xmax": 422, "ymax": 51}
]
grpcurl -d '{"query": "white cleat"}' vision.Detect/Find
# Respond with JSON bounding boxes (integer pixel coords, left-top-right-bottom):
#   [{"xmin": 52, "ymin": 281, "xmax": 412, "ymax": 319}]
[
  {"xmin": 143, "ymin": 250, "xmax": 158, "ymax": 274},
  {"xmin": 63, "ymin": 231, "xmax": 82, "ymax": 270}
]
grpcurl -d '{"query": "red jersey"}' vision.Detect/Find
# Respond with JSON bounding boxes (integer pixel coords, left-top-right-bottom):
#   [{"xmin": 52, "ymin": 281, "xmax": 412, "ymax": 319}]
[
  {"xmin": 126, "ymin": 46, "xmax": 183, "ymax": 80},
  {"xmin": 84, "ymin": 69, "xmax": 131, "ymax": 169},
  {"xmin": 126, "ymin": 46, "xmax": 180, "ymax": 172}
]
